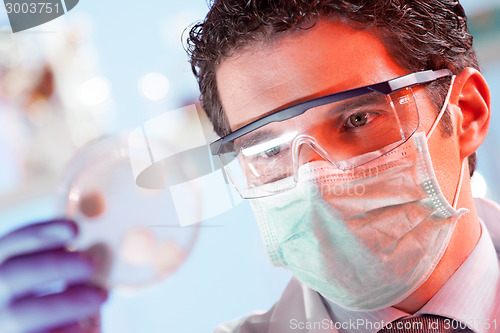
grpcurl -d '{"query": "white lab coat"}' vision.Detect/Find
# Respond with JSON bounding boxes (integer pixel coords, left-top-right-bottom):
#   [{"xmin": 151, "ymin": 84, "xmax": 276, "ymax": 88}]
[{"xmin": 214, "ymin": 198, "xmax": 500, "ymax": 333}]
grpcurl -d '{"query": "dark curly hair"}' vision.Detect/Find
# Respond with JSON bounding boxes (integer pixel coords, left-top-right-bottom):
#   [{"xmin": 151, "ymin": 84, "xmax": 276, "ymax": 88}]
[{"xmin": 186, "ymin": 0, "xmax": 479, "ymax": 175}]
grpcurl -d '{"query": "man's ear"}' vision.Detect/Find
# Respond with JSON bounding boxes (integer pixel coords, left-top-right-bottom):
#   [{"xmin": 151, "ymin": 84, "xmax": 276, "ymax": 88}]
[{"xmin": 449, "ymin": 67, "xmax": 491, "ymax": 160}]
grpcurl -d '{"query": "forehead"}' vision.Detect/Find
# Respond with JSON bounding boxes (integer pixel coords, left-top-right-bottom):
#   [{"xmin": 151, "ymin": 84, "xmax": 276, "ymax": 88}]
[{"xmin": 215, "ymin": 19, "xmax": 411, "ymax": 131}]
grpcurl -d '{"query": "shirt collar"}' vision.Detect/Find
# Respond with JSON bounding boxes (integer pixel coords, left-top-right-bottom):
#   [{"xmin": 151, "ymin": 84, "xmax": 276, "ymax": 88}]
[
  {"xmin": 325, "ymin": 198, "xmax": 500, "ymax": 333},
  {"xmin": 416, "ymin": 217, "xmax": 499, "ymax": 333}
]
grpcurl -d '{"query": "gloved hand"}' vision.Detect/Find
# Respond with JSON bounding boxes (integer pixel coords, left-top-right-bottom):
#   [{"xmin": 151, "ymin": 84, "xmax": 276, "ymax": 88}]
[{"xmin": 0, "ymin": 219, "xmax": 108, "ymax": 333}]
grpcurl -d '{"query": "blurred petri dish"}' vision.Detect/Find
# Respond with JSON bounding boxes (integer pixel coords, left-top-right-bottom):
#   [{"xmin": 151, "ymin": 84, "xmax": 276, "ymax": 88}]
[{"xmin": 57, "ymin": 135, "xmax": 200, "ymax": 291}]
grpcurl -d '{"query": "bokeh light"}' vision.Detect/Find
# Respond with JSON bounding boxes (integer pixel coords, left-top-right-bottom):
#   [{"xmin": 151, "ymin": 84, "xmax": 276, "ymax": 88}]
[
  {"xmin": 79, "ymin": 77, "xmax": 111, "ymax": 106},
  {"xmin": 471, "ymin": 171, "xmax": 488, "ymax": 198},
  {"xmin": 138, "ymin": 72, "xmax": 170, "ymax": 101}
]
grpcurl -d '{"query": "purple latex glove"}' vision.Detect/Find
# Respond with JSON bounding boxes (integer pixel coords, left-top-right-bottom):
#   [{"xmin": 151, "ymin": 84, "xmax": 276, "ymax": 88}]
[{"xmin": 0, "ymin": 220, "xmax": 108, "ymax": 333}]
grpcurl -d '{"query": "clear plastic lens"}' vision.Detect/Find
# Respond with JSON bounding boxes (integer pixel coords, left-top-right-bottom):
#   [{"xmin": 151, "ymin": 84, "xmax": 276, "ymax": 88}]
[{"xmin": 219, "ymin": 88, "xmax": 419, "ymax": 198}]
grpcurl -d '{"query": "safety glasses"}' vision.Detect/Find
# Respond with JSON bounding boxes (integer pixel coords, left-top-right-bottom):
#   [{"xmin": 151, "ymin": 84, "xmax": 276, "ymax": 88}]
[{"xmin": 210, "ymin": 69, "xmax": 453, "ymax": 198}]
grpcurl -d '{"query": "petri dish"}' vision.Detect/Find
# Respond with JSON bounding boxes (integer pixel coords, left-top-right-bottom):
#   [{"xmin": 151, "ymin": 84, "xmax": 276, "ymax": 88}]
[{"xmin": 57, "ymin": 135, "xmax": 200, "ymax": 290}]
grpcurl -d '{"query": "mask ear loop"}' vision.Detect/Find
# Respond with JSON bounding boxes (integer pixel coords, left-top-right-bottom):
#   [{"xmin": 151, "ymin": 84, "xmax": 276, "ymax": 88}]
[
  {"xmin": 423, "ymin": 75, "xmax": 463, "ymax": 209},
  {"xmin": 452, "ymin": 158, "xmax": 467, "ymax": 209},
  {"xmin": 426, "ymin": 75, "xmax": 456, "ymax": 140}
]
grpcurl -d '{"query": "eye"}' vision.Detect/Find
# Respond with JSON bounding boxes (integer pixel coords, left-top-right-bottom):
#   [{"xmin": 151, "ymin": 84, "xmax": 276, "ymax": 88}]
[
  {"xmin": 261, "ymin": 146, "xmax": 281, "ymax": 157},
  {"xmin": 344, "ymin": 112, "xmax": 369, "ymax": 128}
]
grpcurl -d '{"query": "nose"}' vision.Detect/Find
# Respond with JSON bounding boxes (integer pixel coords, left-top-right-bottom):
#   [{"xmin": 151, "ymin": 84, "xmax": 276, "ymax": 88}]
[{"xmin": 293, "ymin": 135, "xmax": 334, "ymax": 169}]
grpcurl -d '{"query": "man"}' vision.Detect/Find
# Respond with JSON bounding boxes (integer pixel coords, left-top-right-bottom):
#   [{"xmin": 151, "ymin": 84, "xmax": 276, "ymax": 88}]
[
  {"xmin": 186, "ymin": 0, "xmax": 499, "ymax": 332},
  {"xmin": 0, "ymin": 1, "xmax": 497, "ymax": 333}
]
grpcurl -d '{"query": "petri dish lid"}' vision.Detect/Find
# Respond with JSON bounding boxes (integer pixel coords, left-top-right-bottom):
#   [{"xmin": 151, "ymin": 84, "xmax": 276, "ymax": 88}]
[{"xmin": 57, "ymin": 135, "xmax": 201, "ymax": 290}]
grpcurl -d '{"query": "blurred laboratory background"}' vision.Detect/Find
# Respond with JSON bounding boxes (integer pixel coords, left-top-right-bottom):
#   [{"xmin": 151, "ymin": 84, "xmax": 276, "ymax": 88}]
[{"xmin": 0, "ymin": 0, "xmax": 499, "ymax": 332}]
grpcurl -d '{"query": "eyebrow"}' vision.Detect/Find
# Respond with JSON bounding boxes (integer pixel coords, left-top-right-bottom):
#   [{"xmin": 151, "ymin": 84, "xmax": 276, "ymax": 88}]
[{"xmin": 321, "ymin": 92, "xmax": 388, "ymax": 116}]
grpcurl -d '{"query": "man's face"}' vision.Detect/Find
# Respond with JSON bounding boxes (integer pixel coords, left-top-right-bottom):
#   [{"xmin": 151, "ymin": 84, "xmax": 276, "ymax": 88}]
[{"xmin": 216, "ymin": 19, "xmax": 462, "ymax": 204}]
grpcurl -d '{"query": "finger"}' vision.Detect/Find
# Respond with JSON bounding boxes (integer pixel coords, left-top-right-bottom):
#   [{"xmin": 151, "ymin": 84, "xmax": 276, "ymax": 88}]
[
  {"xmin": 34, "ymin": 322, "xmax": 84, "ymax": 333},
  {"xmin": 40, "ymin": 314, "xmax": 101, "ymax": 333},
  {"xmin": 0, "ymin": 284, "xmax": 107, "ymax": 333},
  {"xmin": 0, "ymin": 249, "xmax": 95, "ymax": 306},
  {"xmin": 78, "ymin": 314, "xmax": 102, "ymax": 333},
  {"xmin": 82, "ymin": 244, "xmax": 112, "ymax": 289},
  {"xmin": 0, "ymin": 220, "xmax": 77, "ymax": 264}
]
